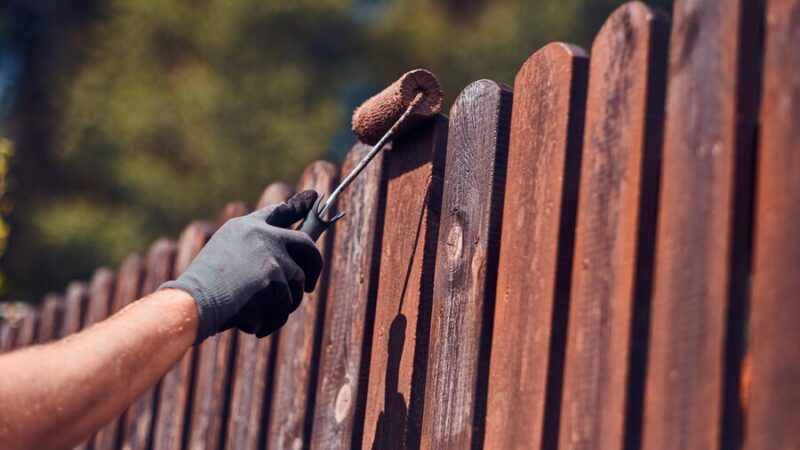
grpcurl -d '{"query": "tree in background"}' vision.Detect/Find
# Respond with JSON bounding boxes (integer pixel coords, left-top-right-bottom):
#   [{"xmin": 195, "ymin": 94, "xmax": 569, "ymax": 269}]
[{"xmin": 1, "ymin": 0, "xmax": 671, "ymax": 301}]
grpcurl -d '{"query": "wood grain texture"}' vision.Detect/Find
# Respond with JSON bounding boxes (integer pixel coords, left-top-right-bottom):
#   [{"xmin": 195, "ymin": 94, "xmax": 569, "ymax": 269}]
[
  {"xmin": 152, "ymin": 221, "xmax": 214, "ymax": 450},
  {"xmin": 558, "ymin": 5, "xmax": 668, "ymax": 450},
  {"xmin": 121, "ymin": 239, "xmax": 177, "ymax": 450},
  {"xmin": 225, "ymin": 183, "xmax": 293, "ymax": 450},
  {"xmin": 36, "ymin": 294, "xmax": 64, "ymax": 344},
  {"xmin": 361, "ymin": 115, "xmax": 448, "ymax": 450},
  {"xmin": 484, "ymin": 42, "xmax": 588, "ymax": 450},
  {"xmin": 310, "ymin": 145, "xmax": 387, "ymax": 449},
  {"xmin": 642, "ymin": 0, "xmax": 760, "ymax": 448},
  {"xmin": 744, "ymin": 0, "xmax": 800, "ymax": 448},
  {"xmin": 94, "ymin": 254, "xmax": 146, "ymax": 450},
  {"xmin": 186, "ymin": 203, "xmax": 251, "ymax": 450},
  {"xmin": 420, "ymin": 80, "xmax": 512, "ymax": 450},
  {"xmin": 266, "ymin": 161, "xmax": 338, "ymax": 450}
]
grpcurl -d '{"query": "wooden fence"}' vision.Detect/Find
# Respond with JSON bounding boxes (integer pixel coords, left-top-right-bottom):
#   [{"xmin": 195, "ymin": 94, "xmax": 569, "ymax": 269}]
[{"xmin": 1, "ymin": 0, "xmax": 797, "ymax": 448}]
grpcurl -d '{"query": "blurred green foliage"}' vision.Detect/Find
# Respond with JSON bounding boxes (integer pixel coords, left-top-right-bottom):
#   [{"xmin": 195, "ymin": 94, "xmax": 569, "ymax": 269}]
[{"xmin": 1, "ymin": 0, "xmax": 672, "ymax": 301}]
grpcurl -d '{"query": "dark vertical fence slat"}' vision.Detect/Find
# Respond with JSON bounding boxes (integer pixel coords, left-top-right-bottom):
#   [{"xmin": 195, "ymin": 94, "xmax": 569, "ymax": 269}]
[
  {"xmin": 265, "ymin": 161, "xmax": 338, "ymax": 449},
  {"xmin": 13, "ymin": 306, "xmax": 38, "ymax": 349},
  {"xmin": 642, "ymin": 0, "xmax": 760, "ymax": 447},
  {"xmin": 0, "ymin": 320, "xmax": 10, "ymax": 352},
  {"xmin": 121, "ymin": 240, "xmax": 177, "ymax": 450},
  {"xmin": 484, "ymin": 42, "xmax": 588, "ymax": 450},
  {"xmin": 186, "ymin": 203, "xmax": 250, "ymax": 450},
  {"xmin": 94, "ymin": 254, "xmax": 145, "ymax": 450},
  {"xmin": 152, "ymin": 221, "xmax": 213, "ymax": 450},
  {"xmin": 61, "ymin": 282, "xmax": 89, "ymax": 337},
  {"xmin": 85, "ymin": 267, "xmax": 116, "ymax": 327},
  {"xmin": 75, "ymin": 267, "xmax": 117, "ymax": 450},
  {"xmin": 310, "ymin": 144, "xmax": 387, "ymax": 448},
  {"xmin": 63, "ymin": 287, "xmax": 87, "ymax": 450},
  {"xmin": 420, "ymin": 80, "xmax": 512, "ymax": 449},
  {"xmin": 745, "ymin": 0, "xmax": 800, "ymax": 448},
  {"xmin": 225, "ymin": 183, "xmax": 292, "ymax": 450},
  {"xmin": 558, "ymin": 4, "xmax": 668, "ymax": 450},
  {"xmin": 0, "ymin": 304, "xmax": 35, "ymax": 352},
  {"xmin": 361, "ymin": 116, "xmax": 448, "ymax": 449},
  {"xmin": 36, "ymin": 294, "xmax": 64, "ymax": 344}
]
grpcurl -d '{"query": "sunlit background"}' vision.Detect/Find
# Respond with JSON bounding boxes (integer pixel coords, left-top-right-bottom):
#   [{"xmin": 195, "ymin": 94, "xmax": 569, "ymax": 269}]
[{"xmin": 0, "ymin": 0, "xmax": 672, "ymax": 302}]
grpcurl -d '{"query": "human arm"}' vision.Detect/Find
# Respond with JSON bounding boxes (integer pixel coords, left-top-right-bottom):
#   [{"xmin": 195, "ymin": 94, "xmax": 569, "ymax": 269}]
[
  {"xmin": 0, "ymin": 289, "xmax": 198, "ymax": 450},
  {"xmin": 0, "ymin": 191, "xmax": 323, "ymax": 450}
]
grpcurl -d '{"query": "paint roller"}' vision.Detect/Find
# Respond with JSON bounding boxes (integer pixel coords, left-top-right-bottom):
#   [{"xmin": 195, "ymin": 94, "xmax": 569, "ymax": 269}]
[{"xmin": 298, "ymin": 69, "xmax": 444, "ymax": 240}]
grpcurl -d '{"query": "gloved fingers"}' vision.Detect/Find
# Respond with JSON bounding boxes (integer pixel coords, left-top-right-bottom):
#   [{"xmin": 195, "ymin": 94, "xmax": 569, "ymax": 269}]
[
  {"xmin": 263, "ymin": 190, "xmax": 319, "ymax": 228},
  {"xmin": 254, "ymin": 282, "xmax": 294, "ymax": 337},
  {"xmin": 285, "ymin": 240, "xmax": 323, "ymax": 293},
  {"xmin": 256, "ymin": 312, "xmax": 289, "ymax": 338},
  {"xmin": 234, "ymin": 282, "xmax": 294, "ymax": 336},
  {"xmin": 288, "ymin": 279, "xmax": 304, "ymax": 312}
]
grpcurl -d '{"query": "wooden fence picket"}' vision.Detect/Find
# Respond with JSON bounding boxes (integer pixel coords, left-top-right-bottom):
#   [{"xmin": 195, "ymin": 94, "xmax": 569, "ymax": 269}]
[
  {"xmin": 265, "ymin": 161, "xmax": 338, "ymax": 449},
  {"xmin": 13, "ymin": 307, "xmax": 38, "ymax": 348},
  {"xmin": 186, "ymin": 203, "xmax": 251, "ymax": 450},
  {"xmin": 76, "ymin": 267, "xmax": 117, "ymax": 450},
  {"xmin": 361, "ymin": 115, "xmax": 448, "ymax": 449},
  {"xmin": 225, "ymin": 183, "xmax": 293, "ymax": 450},
  {"xmin": 36, "ymin": 294, "xmax": 64, "ymax": 344},
  {"xmin": 642, "ymin": 0, "xmax": 760, "ymax": 448},
  {"xmin": 558, "ymin": 4, "xmax": 669, "ymax": 450},
  {"xmin": 420, "ymin": 79, "xmax": 512, "ymax": 449},
  {"xmin": 61, "ymin": 282, "xmax": 89, "ymax": 338},
  {"xmin": 120, "ymin": 240, "xmax": 177, "ymax": 450},
  {"xmin": 744, "ymin": 0, "xmax": 800, "ymax": 448},
  {"xmin": 152, "ymin": 221, "xmax": 214, "ymax": 450},
  {"xmin": 3, "ymin": 3, "xmax": 797, "ymax": 448},
  {"xmin": 484, "ymin": 42, "xmax": 588, "ymax": 450},
  {"xmin": 311, "ymin": 144, "xmax": 387, "ymax": 449},
  {"xmin": 93, "ymin": 254, "xmax": 145, "ymax": 450}
]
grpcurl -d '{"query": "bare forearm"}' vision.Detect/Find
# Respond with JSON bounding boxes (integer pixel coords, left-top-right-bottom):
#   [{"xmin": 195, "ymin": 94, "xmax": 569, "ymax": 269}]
[{"xmin": 0, "ymin": 289, "xmax": 198, "ymax": 450}]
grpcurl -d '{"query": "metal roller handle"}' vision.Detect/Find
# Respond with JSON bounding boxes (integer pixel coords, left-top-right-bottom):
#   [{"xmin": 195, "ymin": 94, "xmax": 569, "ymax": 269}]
[{"xmin": 297, "ymin": 194, "xmax": 344, "ymax": 242}]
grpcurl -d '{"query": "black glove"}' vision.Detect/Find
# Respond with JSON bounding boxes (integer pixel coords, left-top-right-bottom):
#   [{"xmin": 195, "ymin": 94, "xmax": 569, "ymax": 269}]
[{"xmin": 160, "ymin": 191, "xmax": 323, "ymax": 343}]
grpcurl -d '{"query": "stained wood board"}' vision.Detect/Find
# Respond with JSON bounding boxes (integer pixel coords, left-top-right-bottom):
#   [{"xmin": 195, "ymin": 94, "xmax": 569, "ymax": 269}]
[
  {"xmin": 361, "ymin": 116, "xmax": 448, "ymax": 449},
  {"xmin": 642, "ymin": 0, "xmax": 760, "ymax": 448},
  {"xmin": 744, "ymin": 0, "xmax": 800, "ymax": 448},
  {"xmin": 310, "ymin": 144, "xmax": 387, "ymax": 449},
  {"xmin": 152, "ymin": 221, "xmax": 214, "ymax": 450},
  {"xmin": 558, "ymin": 4, "xmax": 669, "ymax": 450},
  {"xmin": 120, "ymin": 240, "xmax": 177, "ymax": 450},
  {"xmin": 225, "ymin": 182, "xmax": 293, "ymax": 450},
  {"xmin": 93, "ymin": 254, "xmax": 146, "ymax": 450},
  {"xmin": 420, "ymin": 80, "xmax": 512, "ymax": 449},
  {"xmin": 265, "ymin": 161, "xmax": 338, "ymax": 449},
  {"xmin": 484, "ymin": 42, "xmax": 589, "ymax": 450},
  {"xmin": 185, "ymin": 203, "xmax": 251, "ymax": 450}
]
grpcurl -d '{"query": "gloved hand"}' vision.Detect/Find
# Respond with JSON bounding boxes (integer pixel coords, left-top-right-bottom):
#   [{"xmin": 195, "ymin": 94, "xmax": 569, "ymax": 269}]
[{"xmin": 160, "ymin": 190, "xmax": 323, "ymax": 343}]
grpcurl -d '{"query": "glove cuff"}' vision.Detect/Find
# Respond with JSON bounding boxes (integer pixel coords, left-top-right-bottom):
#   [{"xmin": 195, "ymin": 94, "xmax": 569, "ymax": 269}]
[{"xmin": 159, "ymin": 260, "xmax": 237, "ymax": 344}]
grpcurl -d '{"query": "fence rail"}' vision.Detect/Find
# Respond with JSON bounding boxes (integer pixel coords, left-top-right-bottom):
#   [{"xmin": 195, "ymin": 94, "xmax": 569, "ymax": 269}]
[{"xmin": 1, "ymin": 0, "xmax": 797, "ymax": 448}]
